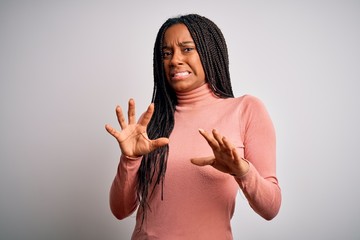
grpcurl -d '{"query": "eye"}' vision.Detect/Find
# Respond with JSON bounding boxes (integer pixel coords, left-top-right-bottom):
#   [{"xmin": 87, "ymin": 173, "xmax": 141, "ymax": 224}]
[
  {"xmin": 162, "ymin": 50, "xmax": 172, "ymax": 59},
  {"xmin": 184, "ymin": 47, "xmax": 194, "ymax": 52}
]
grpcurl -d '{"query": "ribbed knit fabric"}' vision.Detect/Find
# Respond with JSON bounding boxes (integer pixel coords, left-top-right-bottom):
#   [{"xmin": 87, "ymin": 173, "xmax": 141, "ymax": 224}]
[{"xmin": 110, "ymin": 83, "xmax": 281, "ymax": 239}]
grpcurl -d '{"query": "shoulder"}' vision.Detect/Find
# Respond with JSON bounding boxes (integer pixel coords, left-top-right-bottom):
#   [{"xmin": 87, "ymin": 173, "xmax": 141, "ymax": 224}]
[
  {"xmin": 230, "ymin": 94, "xmax": 268, "ymax": 111},
  {"xmin": 217, "ymin": 94, "xmax": 270, "ymax": 119},
  {"xmin": 230, "ymin": 95, "xmax": 272, "ymax": 123}
]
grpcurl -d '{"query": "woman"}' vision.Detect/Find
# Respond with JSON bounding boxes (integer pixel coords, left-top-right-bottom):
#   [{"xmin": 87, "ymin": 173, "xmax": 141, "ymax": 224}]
[{"xmin": 105, "ymin": 14, "xmax": 281, "ymax": 239}]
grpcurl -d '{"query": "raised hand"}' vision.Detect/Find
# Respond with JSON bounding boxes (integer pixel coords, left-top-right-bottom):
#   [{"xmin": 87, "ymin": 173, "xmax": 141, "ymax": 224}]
[
  {"xmin": 105, "ymin": 99, "xmax": 169, "ymax": 158},
  {"xmin": 191, "ymin": 129, "xmax": 249, "ymax": 177}
]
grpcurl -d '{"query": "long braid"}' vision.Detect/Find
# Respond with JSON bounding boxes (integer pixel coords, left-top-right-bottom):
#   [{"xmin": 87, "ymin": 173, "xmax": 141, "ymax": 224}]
[
  {"xmin": 136, "ymin": 13, "xmax": 234, "ymax": 226},
  {"xmin": 184, "ymin": 14, "xmax": 233, "ymax": 97}
]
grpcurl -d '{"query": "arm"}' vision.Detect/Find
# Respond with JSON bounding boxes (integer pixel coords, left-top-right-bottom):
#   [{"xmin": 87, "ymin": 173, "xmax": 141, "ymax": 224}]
[
  {"xmin": 105, "ymin": 99, "xmax": 169, "ymax": 220},
  {"xmin": 191, "ymin": 96, "xmax": 281, "ymax": 220},
  {"xmin": 235, "ymin": 95, "xmax": 281, "ymax": 220},
  {"xmin": 109, "ymin": 155, "xmax": 141, "ymax": 220}
]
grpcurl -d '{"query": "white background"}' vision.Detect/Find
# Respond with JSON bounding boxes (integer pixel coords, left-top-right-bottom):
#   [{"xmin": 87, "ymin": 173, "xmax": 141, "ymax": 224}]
[{"xmin": 1, "ymin": 0, "xmax": 359, "ymax": 239}]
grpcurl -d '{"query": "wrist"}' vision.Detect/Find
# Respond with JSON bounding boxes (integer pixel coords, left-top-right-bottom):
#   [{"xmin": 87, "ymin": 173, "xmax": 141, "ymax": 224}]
[
  {"xmin": 230, "ymin": 158, "xmax": 250, "ymax": 178},
  {"xmin": 123, "ymin": 154, "xmax": 142, "ymax": 160}
]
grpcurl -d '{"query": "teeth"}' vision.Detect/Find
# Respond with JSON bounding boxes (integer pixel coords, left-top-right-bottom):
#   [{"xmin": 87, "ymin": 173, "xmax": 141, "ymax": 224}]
[{"xmin": 174, "ymin": 72, "xmax": 189, "ymax": 77}]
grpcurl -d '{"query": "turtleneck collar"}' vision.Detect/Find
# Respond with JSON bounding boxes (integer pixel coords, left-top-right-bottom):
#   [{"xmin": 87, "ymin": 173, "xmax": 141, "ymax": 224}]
[{"xmin": 175, "ymin": 83, "xmax": 220, "ymax": 111}]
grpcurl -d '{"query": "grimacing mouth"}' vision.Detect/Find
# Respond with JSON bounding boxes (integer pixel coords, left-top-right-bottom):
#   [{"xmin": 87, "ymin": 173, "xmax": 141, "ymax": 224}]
[{"xmin": 172, "ymin": 71, "xmax": 190, "ymax": 77}]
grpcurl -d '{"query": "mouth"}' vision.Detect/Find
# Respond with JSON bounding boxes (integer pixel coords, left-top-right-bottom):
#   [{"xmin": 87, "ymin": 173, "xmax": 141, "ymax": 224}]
[{"xmin": 171, "ymin": 71, "xmax": 190, "ymax": 80}]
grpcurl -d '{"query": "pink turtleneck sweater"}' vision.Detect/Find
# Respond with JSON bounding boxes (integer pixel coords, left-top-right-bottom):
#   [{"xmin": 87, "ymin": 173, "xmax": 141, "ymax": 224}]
[{"xmin": 110, "ymin": 84, "xmax": 281, "ymax": 239}]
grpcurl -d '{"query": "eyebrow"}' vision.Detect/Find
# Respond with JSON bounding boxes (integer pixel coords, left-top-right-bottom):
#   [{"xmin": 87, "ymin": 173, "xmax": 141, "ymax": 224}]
[{"xmin": 162, "ymin": 41, "xmax": 195, "ymax": 48}]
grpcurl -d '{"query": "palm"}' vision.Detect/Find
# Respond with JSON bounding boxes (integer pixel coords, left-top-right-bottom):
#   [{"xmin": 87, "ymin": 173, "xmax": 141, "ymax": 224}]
[
  {"xmin": 191, "ymin": 129, "xmax": 249, "ymax": 177},
  {"xmin": 105, "ymin": 99, "xmax": 169, "ymax": 158},
  {"xmin": 116, "ymin": 123, "xmax": 153, "ymax": 157}
]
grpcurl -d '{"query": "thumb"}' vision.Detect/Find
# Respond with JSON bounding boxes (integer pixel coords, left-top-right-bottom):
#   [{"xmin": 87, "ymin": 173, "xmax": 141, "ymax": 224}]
[
  {"xmin": 191, "ymin": 156, "xmax": 215, "ymax": 166},
  {"xmin": 151, "ymin": 137, "xmax": 170, "ymax": 149}
]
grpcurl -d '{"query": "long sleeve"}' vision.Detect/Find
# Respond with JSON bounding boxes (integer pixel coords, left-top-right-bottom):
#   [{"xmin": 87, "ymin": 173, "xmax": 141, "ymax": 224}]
[
  {"xmin": 109, "ymin": 155, "xmax": 141, "ymax": 220},
  {"xmin": 235, "ymin": 95, "xmax": 282, "ymax": 220},
  {"xmin": 126, "ymin": 85, "xmax": 281, "ymax": 238}
]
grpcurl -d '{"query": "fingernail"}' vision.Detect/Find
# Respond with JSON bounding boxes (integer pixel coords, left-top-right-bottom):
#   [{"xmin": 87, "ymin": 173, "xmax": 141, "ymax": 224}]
[{"xmin": 198, "ymin": 128, "xmax": 204, "ymax": 133}]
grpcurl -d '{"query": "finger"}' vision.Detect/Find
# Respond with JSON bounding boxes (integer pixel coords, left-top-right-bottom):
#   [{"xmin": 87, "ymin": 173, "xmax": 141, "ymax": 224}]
[
  {"xmin": 190, "ymin": 156, "xmax": 215, "ymax": 166},
  {"xmin": 116, "ymin": 105, "xmax": 127, "ymax": 129},
  {"xmin": 105, "ymin": 124, "xmax": 120, "ymax": 139},
  {"xmin": 138, "ymin": 103, "xmax": 154, "ymax": 127},
  {"xmin": 232, "ymin": 148, "xmax": 249, "ymax": 175},
  {"xmin": 128, "ymin": 98, "xmax": 136, "ymax": 125},
  {"xmin": 199, "ymin": 129, "xmax": 219, "ymax": 149},
  {"xmin": 212, "ymin": 129, "xmax": 224, "ymax": 147},
  {"xmin": 222, "ymin": 137, "xmax": 235, "ymax": 157},
  {"xmin": 223, "ymin": 137, "xmax": 235, "ymax": 150},
  {"xmin": 150, "ymin": 137, "xmax": 170, "ymax": 150},
  {"xmin": 232, "ymin": 147, "xmax": 241, "ymax": 162}
]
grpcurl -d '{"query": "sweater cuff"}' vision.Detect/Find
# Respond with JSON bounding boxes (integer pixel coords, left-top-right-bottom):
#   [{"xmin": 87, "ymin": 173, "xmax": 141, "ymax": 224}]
[
  {"xmin": 119, "ymin": 155, "xmax": 142, "ymax": 176},
  {"xmin": 121, "ymin": 154, "xmax": 143, "ymax": 161},
  {"xmin": 233, "ymin": 161, "xmax": 256, "ymax": 187}
]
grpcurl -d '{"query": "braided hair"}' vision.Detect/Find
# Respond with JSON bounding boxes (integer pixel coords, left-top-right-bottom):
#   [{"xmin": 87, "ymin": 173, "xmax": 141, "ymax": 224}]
[{"xmin": 137, "ymin": 13, "xmax": 234, "ymax": 224}]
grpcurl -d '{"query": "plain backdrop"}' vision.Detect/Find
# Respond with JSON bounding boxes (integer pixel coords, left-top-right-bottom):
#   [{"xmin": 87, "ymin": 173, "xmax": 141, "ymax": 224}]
[{"xmin": 1, "ymin": 0, "xmax": 359, "ymax": 239}]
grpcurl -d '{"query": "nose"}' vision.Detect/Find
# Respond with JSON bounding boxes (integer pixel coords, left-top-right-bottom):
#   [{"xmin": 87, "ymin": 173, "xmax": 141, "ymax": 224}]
[{"xmin": 170, "ymin": 50, "xmax": 183, "ymax": 66}]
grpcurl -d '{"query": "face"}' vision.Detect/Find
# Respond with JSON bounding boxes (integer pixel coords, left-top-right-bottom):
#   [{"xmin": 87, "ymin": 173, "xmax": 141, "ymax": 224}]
[{"xmin": 162, "ymin": 24, "xmax": 206, "ymax": 93}]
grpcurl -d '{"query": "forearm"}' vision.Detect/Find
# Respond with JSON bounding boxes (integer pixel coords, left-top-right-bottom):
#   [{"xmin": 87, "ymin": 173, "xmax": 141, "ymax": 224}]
[
  {"xmin": 235, "ymin": 162, "xmax": 281, "ymax": 220},
  {"xmin": 109, "ymin": 155, "xmax": 141, "ymax": 220}
]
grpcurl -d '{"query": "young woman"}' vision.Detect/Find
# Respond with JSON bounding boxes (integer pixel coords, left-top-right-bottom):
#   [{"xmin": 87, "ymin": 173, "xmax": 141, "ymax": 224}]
[{"xmin": 105, "ymin": 14, "xmax": 281, "ymax": 239}]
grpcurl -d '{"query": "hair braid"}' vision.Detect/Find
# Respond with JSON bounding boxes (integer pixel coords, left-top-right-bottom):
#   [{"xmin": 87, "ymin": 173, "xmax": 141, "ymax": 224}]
[{"xmin": 136, "ymin": 13, "xmax": 234, "ymax": 226}]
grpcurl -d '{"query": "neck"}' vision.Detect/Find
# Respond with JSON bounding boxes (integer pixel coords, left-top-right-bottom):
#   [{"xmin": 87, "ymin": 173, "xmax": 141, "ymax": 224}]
[{"xmin": 175, "ymin": 83, "xmax": 219, "ymax": 111}]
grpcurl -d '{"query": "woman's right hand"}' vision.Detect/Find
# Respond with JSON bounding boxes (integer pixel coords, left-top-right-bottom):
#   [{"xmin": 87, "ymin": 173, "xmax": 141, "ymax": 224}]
[{"xmin": 105, "ymin": 99, "xmax": 169, "ymax": 158}]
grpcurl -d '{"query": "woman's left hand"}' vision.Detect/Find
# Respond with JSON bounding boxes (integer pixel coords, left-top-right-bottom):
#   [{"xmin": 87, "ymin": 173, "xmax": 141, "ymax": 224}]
[{"xmin": 191, "ymin": 129, "xmax": 249, "ymax": 177}]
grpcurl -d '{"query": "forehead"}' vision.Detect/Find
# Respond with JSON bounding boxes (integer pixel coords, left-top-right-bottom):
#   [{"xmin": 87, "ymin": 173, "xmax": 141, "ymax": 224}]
[{"xmin": 163, "ymin": 23, "xmax": 194, "ymax": 44}]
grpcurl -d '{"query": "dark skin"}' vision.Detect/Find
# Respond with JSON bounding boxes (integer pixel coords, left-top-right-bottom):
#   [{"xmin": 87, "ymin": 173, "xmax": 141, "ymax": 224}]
[
  {"xmin": 105, "ymin": 24, "xmax": 249, "ymax": 177},
  {"xmin": 192, "ymin": 128, "xmax": 249, "ymax": 177},
  {"xmin": 105, "ymin": 99, "xmax": 169, "ymax": 158},
  {"xmin": 105, "ymin": 99, "xmax": 249, "ymax": 177}
]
